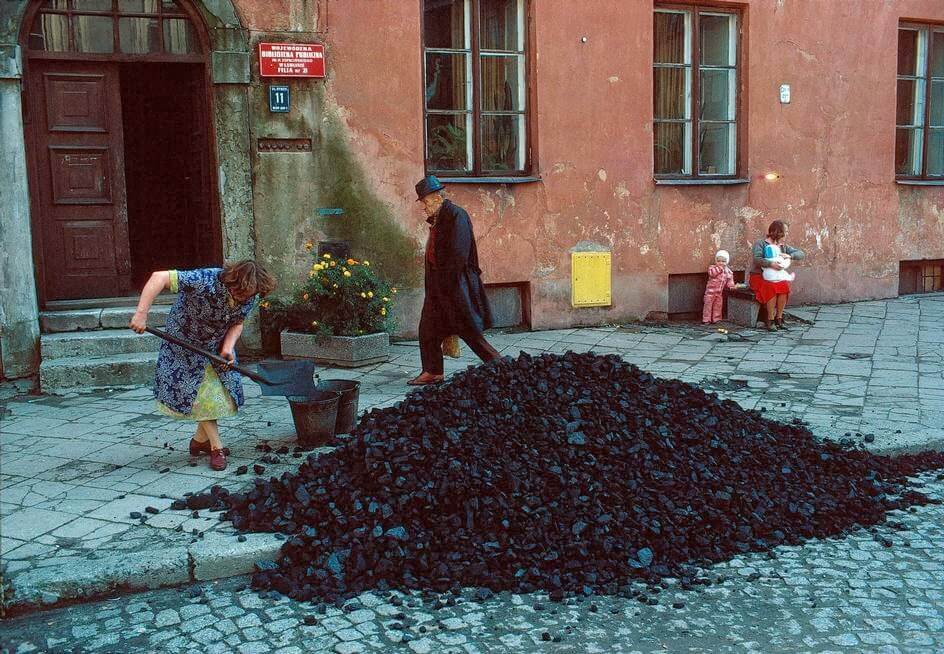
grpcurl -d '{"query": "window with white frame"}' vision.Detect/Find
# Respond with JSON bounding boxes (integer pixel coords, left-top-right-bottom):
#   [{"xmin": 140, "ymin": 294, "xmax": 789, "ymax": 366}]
[
  {"xmin": 653, "ymin": 6, "xmax": 740, "ymax": 178},
  {"xmin": 423, "ymin": 0, "xmax": 529, "ymax": 176},
  {"xmin": 896, "ymin": 23, "xmax": 944, "ymax": 178}
]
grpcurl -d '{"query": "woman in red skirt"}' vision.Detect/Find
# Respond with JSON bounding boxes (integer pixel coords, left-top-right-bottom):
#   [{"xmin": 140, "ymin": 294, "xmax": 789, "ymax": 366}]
[{"xmin": 748, "ymin": 220, "xmax": 806, "ymax": 331}]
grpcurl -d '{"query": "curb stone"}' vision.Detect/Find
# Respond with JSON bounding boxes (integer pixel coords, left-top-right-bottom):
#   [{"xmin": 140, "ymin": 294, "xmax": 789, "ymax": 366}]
[{"xmin": 5, "ymin": 532, "xmax": 282, "ymax": 613}]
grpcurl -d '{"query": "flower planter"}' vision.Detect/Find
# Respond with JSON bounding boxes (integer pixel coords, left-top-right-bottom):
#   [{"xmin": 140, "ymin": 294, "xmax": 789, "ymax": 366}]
[{"xmin": 280, "ymin": 331, "xmax": 390, "ymax": 368}]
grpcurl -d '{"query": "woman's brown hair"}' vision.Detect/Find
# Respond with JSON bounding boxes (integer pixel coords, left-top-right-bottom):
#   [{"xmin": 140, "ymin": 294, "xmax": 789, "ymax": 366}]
[
  {"xmin": 221, "ymin": 260, "xmax": 276, "ymax": 298},
  {"xmin": 767, "ymin": 220, "xmax": 787, "ymax": 241}
]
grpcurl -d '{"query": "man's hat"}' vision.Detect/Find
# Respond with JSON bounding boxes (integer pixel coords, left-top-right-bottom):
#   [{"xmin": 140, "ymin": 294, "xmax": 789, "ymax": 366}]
[{"xmin": 415, "ymin": 175, "xmax": 444, "ymax": 200}]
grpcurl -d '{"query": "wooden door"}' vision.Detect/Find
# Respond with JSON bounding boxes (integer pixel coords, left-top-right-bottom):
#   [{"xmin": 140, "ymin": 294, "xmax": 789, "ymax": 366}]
[{"xmin": 27, "ymin": 61, "xmax": 131, "ymax": 300}]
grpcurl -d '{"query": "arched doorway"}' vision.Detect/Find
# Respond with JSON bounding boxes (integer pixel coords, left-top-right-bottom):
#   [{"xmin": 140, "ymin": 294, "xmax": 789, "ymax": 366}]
[{"xmin": 20, "ymin": 0, "xmax": 221, "ymax": 303}]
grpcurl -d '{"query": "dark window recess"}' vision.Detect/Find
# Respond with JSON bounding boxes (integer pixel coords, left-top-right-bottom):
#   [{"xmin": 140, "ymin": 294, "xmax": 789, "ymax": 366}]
[
  {"xmin": 484, "ymin": 281, "xmax": 530, "ymax": 329},
  {"xmin": 667, "ymin": 270, "xmax": 744, "ymax": 319},
  {"xmin": 899, "ymin": 259, "xmax": 944, "ymax": 295},
  {"xmin": 422, "ymin": 0, "xmax": 530, "ymax": 177},
  {"xmin": 654, "ymin": 5, "xmax": 741, "ymax": 179}
]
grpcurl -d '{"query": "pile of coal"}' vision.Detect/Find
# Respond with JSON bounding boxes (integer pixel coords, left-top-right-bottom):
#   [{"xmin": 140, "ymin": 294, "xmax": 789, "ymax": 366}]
[{"xmin": 219, "ymin": 352, "xmax": 943, "ymax": 602}]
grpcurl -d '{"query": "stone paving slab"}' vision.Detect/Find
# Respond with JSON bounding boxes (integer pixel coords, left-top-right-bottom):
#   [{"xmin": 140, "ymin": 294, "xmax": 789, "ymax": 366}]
[{"xmin": 1, "ymin": 293, "xmax": 943, "ymax": 613}]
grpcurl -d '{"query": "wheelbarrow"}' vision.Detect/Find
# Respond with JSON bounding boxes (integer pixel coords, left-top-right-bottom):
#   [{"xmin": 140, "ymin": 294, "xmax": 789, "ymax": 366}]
[{"xmin": 146, "ymin": 327, "xmax": 318, "ymax": 397}]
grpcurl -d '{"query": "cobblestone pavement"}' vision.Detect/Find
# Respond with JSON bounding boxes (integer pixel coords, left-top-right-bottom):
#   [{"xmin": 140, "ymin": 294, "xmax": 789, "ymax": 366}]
[
  {"xmin": 1, "ymin": 293, "xmax": 943, "ymax": 615},
  {"xmin": 1, "ymin": 473, "xmax": 943, "ymax": 653}
]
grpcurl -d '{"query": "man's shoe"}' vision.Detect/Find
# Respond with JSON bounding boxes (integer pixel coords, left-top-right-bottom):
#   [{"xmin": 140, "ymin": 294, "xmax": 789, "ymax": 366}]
[
  {"xmin": 190, "ymin": 438, "xmax": 212, "ymax": 456},
  {"xmin": 407, "ymin": 373, "xmax": 444, "ymax": 386},
  {"xmin": 209, "ymin": 449, "xmax": 227, "ymax": 471}
]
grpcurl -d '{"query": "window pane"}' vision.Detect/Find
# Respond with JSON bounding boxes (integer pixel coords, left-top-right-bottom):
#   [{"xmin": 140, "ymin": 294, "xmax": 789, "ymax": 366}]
[
  {"xmin": 74, "ymin": 0, "xmax": 113, "ymax": 11},
  {"xmin": 41, "ymin": 0, "xmax": 68, "ymax": 9},
  {"xmin": 699, "ymin": 123, "xmax": 735, "ymax": 175},
  {"xmin": 895, "ymin": 127, "xmax": 923, "ymax": 176},
  {"xmin": 481, "ymin": 55, "xmax": 523, "ymax": 111},
  {"xmin": 896, "ymin": 79, "xmax": 926, "ymax": 126},
  {"xmin": 932, "ymin": 31, "xmax": 944, "ymax": 77},
  {"xmin": 424, "ymin": 0, "xmax": 469, "ymax": 50},
  {"xmin": 29, "ymin": 13, "xmax": 70, "ymax": 51},
  {"xmin": 654, "ymin": 11, "xmax": 687, "ymax": 64},
  {"xmin": 654, "ymin": 121, "xmax": 690, "ymax": 175},
  {"xmin": 700, "ymin": 68, "xmax": 735, "ymax": 120},
  {"xmin": 425, "ymin": 53, "xmax": 470, "ymax": 110},
  {"xmin": 479, "ymin": 0, "xmax": 522, "ymax": 52},
  {"xmin": 73, "ymin": 15, "xmax": 114, "ymax": 53},
  {"xmin": 119, "ymin": 0, "xmax": 159, "ymax": 13},
  {"xmin": 932, "ymin": 81, "xmax": 944, "ymax": 127},
  {"xmin": 929, "ymin": 129, "xmax": 944, "ymax": 176},
  {"xmin": 482, "ymin": 114, "xmax": 524, "ymax": 171},
  {"xmin": 898, "ymin": 28, "xmax": 923, "ymax": 76},
  {"xmin": 163, "ymin": 18, "xmax": 197, "ymax": 54},
  {"xmin": 653, "ymin": 67, "xmax": 689, "ymax": 120},
  {"xmin": 700, "ymin": 14, "xmax": 735, "ymax": 67},
  {"xmin": 427, "ymin": 114, "xmax": 471, "ymax": 171},
  {"xmin": 119, "ymin": 17, "xmax": 159, "ymax": 53},
  {"xmin": 162, "ymin": 0, "xmax": 187, "ymax": 14}
]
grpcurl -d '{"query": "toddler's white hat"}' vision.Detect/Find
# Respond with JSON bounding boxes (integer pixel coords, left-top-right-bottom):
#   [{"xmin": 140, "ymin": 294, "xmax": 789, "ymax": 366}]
[{"xmin": 715, "ymin": 250, "xmax": 730, "ymax": 263}]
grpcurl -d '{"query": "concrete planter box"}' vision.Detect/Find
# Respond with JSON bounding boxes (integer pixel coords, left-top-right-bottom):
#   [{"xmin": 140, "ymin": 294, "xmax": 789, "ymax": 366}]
[{"xmin": 280, "ymin": 331, "xmax": 390, "ymax": 367}]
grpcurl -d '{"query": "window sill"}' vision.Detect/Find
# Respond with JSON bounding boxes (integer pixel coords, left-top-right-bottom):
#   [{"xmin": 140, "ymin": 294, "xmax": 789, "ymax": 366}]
[
  {"xmin": 896, "ymin": 179, "xmax": 944, "ymax": 186},
  {"xmin": 440, "ymin": 176, "xmax": 542, "ymax": 185},
  {"xmin": 654, "ymin": 178, "xmax": 751, "ymax": 186}
]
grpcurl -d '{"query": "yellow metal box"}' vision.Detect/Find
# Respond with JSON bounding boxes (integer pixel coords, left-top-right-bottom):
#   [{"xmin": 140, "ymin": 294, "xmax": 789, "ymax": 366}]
[{"xmin": 571, "ymin": 251, "xmax": 612, "ymax": 307}]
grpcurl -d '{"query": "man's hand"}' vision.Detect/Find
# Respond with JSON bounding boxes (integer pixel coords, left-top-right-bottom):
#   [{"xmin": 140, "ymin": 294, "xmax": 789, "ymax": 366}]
[{"xmin": 129, "ymin": 311, "xmax": 148, "ymax": 334}]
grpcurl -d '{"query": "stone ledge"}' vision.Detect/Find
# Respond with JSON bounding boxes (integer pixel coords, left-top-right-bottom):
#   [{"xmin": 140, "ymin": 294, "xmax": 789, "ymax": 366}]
[{"xmin": 5, "ymin": 532, "xmax": 282, "ymax": 613}]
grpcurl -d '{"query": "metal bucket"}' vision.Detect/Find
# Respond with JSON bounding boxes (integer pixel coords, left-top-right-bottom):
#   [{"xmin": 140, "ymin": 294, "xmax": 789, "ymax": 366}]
[
  {"xmin": 317, "ymin": 379, "xmax": 361, "ymax": 435},
  {"xmin": 287, "ymin": 390, "xmax": 341, "ymax": 447}
]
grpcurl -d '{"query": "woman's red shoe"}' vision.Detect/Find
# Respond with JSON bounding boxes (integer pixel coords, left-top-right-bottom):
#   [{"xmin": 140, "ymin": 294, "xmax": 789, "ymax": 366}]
[
  {"xmin": 189, "ymin": 438, "xmax": 211, "ymax": 456},
  {"xmin": 209, "ymin": 449, "xmax": 227, "ymax": 471}
]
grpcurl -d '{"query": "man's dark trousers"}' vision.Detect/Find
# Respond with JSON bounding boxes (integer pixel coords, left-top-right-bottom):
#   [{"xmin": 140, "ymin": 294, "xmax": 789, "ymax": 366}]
[{"xmin": 419, "ymin": 305, "xmax": 500, "ymax": 376}]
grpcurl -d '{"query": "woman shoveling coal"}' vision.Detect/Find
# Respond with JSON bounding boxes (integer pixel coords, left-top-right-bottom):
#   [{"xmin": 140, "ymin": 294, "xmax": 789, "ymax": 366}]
[{"xmin": 130, "ymin": 261, "xmax": 276, "ymax": 470}]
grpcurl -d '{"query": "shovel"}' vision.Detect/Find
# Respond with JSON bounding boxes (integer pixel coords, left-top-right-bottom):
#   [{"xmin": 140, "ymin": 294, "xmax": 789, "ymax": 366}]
[{"xmin": 145, "ymin": 327, "xmax": 318, "ymax": 397}]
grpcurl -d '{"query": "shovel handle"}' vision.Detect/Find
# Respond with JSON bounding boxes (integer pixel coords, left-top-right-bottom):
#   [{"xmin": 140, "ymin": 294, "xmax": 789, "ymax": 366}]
[{"xmin": 144, "ymin": 326, "xmax": 266, "ymax": 384}]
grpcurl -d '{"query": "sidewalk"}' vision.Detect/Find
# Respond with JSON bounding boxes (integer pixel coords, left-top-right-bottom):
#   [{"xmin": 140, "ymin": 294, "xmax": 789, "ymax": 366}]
[{"xmin": 2, "ymin": 293, "xmax": 943, "ymax": 611}]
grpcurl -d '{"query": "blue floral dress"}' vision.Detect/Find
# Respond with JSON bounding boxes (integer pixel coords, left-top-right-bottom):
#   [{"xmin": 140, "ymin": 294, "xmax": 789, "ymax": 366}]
[{"xmin": 155, "ymin": 268, "xmax": 256, "ymax": 421}]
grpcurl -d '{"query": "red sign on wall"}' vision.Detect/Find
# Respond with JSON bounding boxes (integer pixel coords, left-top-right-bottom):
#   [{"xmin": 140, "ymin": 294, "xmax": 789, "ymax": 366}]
[{"xmin": 259, "ymin": 43, "xmax": 326, "ymax": 78}]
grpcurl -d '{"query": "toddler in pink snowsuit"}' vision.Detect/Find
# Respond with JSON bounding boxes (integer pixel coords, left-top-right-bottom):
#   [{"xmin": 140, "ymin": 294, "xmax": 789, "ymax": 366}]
[{"xmin": 703, "ymin": 250, "xmax": 735, "ymax": 324}]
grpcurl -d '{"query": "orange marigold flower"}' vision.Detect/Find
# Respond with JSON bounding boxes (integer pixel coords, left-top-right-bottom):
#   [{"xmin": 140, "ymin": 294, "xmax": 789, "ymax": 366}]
[
  {"xmin": 347, "ymin": 258, "xmax": 357, "ymax": 265},
  {"xmin": 302, "ymin": 293, "xmax": 309, "ymax": 301}
]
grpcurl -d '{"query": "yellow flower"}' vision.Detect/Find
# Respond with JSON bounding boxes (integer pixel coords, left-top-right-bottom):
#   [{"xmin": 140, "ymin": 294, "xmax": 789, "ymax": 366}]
[
  {"xmin": 260, "ymin": 301, "xmax": 270, "ymax": 309},
  {"xmin": 333, "ymin": 283, "xmax": 339, "ymax": 288},
  {"xmin": 391, "ymin": 287, "xmax": 398, "ymax": 294},
  {"xmin": 309, "ymin": 272, "xmax": 315, "ymax": 278},
  {"xmin": 304, "ymin": 241, "xmax": 314, "ymax": 251},
  {"xmin": 380, "ymin": 308, "xmax": 387, "ymax": 316},
  {"xmin": 322, "ymin": 253, "xmax": 331, "ymax": 259},
  {"xmin": 363, "ymin": 260, "xmax": 370, "ymax": 266},
  {"xmin": 330, "ymin": 261, "xmax": 337, "ymax": 267},
  {"xmin": 312, "ymin": 263, "xmax": 323, "ymax": 271},
  {"xmin": 367, "ymin": 291, "xmax": 374, "ymax": 298},
  {"xmin": 311, "ymin": 320, "xmax": 318, "ymax": 326},
  {"xmin": 343, "ymin": 270, "xmax": 352, "ymax": 277},
  {"xmin": 382, "ymin": 296, "xmax": 389, "ymax": 302},
  {"xmin": 360, "ymin": 292, "xmax": 367, "ymax": 298}
]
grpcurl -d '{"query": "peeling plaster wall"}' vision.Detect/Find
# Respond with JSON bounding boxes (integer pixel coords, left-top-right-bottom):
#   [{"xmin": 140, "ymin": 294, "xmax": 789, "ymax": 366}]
[
  {"xmin": 236, "ymin": 0, "xmax": 944, "ymax": 331},
  {"xmin": 276, "ymin": 0, "xmax": 944, "ymax": 327}
]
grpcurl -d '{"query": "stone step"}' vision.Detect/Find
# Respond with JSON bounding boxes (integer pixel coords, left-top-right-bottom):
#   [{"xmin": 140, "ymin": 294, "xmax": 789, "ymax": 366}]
[
  {"xmin": 41, "ymin": 330, "xmax": 162, "ymax": 360},
  {"xmin": 40, "ymin": 352, "xmax": 157, "ymax": 393},
  {"xmin": 40, "ymin": 305, "xmax": 171, "ymax": 333}
]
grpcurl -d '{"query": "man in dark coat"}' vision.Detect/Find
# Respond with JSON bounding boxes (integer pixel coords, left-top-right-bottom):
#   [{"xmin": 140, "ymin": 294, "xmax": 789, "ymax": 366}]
[{"xmin": 409, "ymin": 175, "xmax": 500, "ymax": 385}]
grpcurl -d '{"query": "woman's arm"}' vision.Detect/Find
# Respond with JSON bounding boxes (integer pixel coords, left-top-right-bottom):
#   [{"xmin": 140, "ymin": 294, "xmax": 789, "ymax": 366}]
[
  {"xmin": 130, "ymin": 271, "xmax": 170, "ymax": 333},
  {"xmin": 783, "ymin": 244, "xmax": 806, "ymax": 260},
  {"xmin": 754, "ymin": 240, "xmax": 783, "ymax": 270},
  {"xmin": 219, "ymin": 322, "xmax": 244, "ymax": 365}
]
